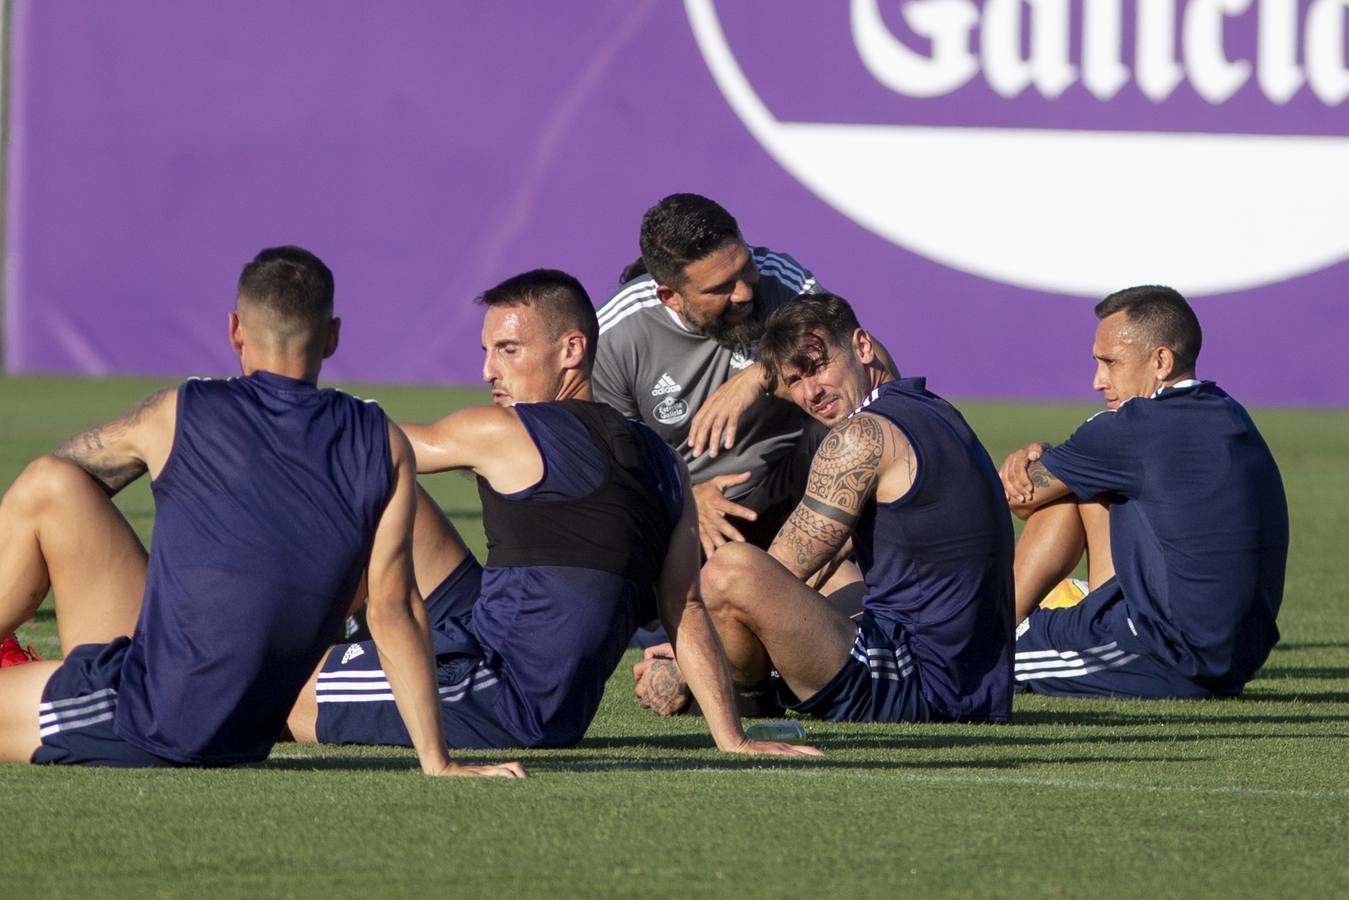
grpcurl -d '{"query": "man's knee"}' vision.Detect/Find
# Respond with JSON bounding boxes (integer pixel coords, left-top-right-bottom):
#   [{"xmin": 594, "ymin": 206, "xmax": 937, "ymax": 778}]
[
  {"xmin": 2, "ymin": 456, "xmax": 89, "ymax": 517},
  {"xmin": 701, "ymin": 542, "xmax": 765, "ymax": 611}
]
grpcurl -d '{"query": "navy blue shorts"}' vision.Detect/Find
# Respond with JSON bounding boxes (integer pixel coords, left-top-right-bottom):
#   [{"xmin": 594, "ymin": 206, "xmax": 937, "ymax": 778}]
[
  {"xmin": 422, "ymin": 551, "xmax": 482, "ymax": 631},
  {"xmin": 787, "ymin": 612, "xmax": 932, "ymax": 723},
  {"xmin": 1015, "ymin": 579, "xmax": 1214, "ymax": 699},
  {"xmin": 315, "ymin": 556, "xmax": 521, "ymax": 749},
  {"xmin": 31, "ymin": 638, "xmax": 180, "ymax": 768}
]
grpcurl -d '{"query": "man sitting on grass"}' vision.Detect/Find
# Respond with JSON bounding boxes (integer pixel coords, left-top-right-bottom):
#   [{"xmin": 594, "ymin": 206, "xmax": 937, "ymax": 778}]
[
  {"xmin": 286, "ymin": 269, "xmax": 821, "ymax": 759},
  {"xmin": 635, "ymin": 293, "xmax": 1015, "ymax": 723},
  {"xmin": 0, "ymin": 246, "xmax": 522, "ymax": 777},
  {"xmin": 1000, "ymin": 285, "xmax": 1288, "ymax": 698}
]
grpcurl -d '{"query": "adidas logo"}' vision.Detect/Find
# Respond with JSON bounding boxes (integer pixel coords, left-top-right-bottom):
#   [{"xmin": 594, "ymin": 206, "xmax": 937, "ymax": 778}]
[
  {"xmin": 340, "ymin": 644, "xmax": 365, "ymax": 664},
  {"xmin": 651, "ymin": 373, "xmax": 682, "ymax": 396},
  {"xmin": 729, "ymin": 351, "xmax": 754, "ymax": 371}
]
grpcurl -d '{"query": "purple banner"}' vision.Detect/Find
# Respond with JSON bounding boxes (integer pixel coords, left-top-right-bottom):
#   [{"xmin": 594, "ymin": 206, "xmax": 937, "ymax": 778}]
[{"xmin": 5, "ymin": 0, "xmax": 1347, "ymax": 405}]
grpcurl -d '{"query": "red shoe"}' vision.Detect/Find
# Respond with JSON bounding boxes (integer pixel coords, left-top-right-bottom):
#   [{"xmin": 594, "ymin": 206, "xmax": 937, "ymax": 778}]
[{"xmin": 0, "ymin": 634, "xmax": 42, "ymax": 667}]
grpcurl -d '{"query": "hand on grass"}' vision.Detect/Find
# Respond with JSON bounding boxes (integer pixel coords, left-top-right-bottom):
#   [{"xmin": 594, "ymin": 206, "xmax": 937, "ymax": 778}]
[
  {"xmin": 429, "ymin": 760, "xmax": 528, "ymax": 778},
  {"xmin": 728, "ymin": 737, "xmax": 823, "ymax": 758}
]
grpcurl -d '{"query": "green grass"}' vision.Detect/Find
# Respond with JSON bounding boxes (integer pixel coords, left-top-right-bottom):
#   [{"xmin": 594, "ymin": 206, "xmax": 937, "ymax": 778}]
[{"xmin": 1, "ymin": 375, "xmax": 1347, "ymax": 898}]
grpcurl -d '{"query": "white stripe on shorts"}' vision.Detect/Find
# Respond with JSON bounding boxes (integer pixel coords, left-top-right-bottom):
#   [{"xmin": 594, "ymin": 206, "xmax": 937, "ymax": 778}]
[
  {"xmin": 37, "ymin": 688, "xmax": 119, "ymax": 737},
  {"xmin": 1014, "ymin": 641, "xmax": 1140, "ymax": 681},
  {"xmin": 316, "ymin": 663, "xmax": 499, "ymax": 704},
  {"xmin": 850, "ymin": 635, "xmax": 916, "ymax": 682}
]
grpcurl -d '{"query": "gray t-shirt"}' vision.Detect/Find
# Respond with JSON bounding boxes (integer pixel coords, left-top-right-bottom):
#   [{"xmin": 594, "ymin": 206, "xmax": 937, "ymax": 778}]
[{"xmin": 593, "ymin": 247, "xmax": 820, "ymax": 500}]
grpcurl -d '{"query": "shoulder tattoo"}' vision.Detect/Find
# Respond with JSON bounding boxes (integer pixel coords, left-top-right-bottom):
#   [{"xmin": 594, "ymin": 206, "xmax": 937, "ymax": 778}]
[
  {"xmin": 769, "ymin": 414, "xmax": 889, "ymax": 578},
  {"xmin": 805, "ymin": 414, "xmax": 887, "ymax": 515}
]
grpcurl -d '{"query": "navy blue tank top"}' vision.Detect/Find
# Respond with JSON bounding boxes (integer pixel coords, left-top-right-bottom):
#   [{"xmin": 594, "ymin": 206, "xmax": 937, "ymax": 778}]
[
  {"xmin": 1042, "ymin": 381, "xmax": 1287, "ymax": 690},
  {"xmin": 851, "ymin": 378, "xmax": 1014, "ymax": 723},
  {"xmin": 471, "ymin": 402, "xmax": 683, "ymax": 747},
  {"xmin": 115, "ymin": 372, "xmax": 392, "ymax": 763}
]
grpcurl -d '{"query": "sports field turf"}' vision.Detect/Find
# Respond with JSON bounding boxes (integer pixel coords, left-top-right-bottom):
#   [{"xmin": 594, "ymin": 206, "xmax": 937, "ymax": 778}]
[{"xmin": 1, "ymin": 375, "xmax": 1346, "ymax": 898}]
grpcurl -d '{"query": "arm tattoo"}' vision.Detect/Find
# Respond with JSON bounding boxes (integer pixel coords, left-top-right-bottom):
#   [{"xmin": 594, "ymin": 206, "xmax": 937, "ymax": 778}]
[
  {"xmin": 770, "ymin": 414, "xmax": 888, "ymax": 579},
  {"xmin": 801, "ymin": 494, "xmax": 858, "ymax": 528},
  {"xmin": 53, "ymin": 388, "xmax": 169, "ymax": 495},
  {"xmin": 1027, "ymin": 460, "xmax": 1058, "ymax": 490},
  {"xmin": 804, "ymin": 415, "xmax": 886, "ymax": 510}
]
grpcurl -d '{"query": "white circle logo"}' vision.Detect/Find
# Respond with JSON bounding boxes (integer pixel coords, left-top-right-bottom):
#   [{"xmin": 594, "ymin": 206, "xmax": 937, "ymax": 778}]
[{"xmin": 685, "ymin": 0, "xmax": 1349, "ymax": 295}]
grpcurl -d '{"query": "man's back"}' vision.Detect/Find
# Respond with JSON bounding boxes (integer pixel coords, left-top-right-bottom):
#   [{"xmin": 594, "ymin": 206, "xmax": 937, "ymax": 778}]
[
  {"xmin": 116, "ymin": 372, "xmax": 391, "ymax": 763},
  {"xmin": 471, "ymin": 400, "xmax": 683, "ymax": 746},
  {"xmin": 850, "ymin": 378, "xmax": 1015, "ymax": 722},
  {"xmin": 1042, "ymin": 382, "xmax": 1288, "ymax": 689}
]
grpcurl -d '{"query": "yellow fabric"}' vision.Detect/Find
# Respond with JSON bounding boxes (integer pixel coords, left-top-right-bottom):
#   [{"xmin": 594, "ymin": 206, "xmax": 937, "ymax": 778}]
[{"xmin": 1039, "ymin": 578, "xmax": 1088, "ymax": 610}]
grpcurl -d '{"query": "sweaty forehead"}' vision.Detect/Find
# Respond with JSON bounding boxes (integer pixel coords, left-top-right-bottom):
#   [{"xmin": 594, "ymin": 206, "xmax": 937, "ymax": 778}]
[
  {"xmin": 482, "ymin": 304, "xmax": 544, "ymax": 344},
  {"xmin": 1094, "ymin": 312, "xmax": 1140, "ymax": 353}
]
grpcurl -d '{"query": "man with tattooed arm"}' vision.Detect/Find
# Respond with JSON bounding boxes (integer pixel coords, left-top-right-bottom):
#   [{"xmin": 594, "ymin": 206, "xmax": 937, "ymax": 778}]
[
  {"xmin": 636, "ymin": 294, "xmax": 1014, "ymax": 723},
  {"xmin": 0, "ymin": 246, "xmax": 522, "ymax": 776},
  {"xmin": 1000, "ymin": 286, "xmax": 1287, "ymax": 698}
]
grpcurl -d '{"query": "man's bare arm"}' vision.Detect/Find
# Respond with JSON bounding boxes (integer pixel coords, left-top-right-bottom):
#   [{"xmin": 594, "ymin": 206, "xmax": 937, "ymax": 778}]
[
  {"xmin": 769, "ymin": 413, "xmax": 894, "ymax": 580},
  {"xmin": 1000, "ymin": 442, "xmax": 1072, "ymax": 517},
  {"xmin": 686, "ymin": 362, "xmax": 770, "ymax": 459},
  {"xmin": 653, "ymin": 462, "xmax": 820, "ymax": 757},
  {"xmin": 400, "ymin": 411, "xmax": 481, "ymax": 475},
  {"xmin": 403, "ymin": 407, "xmax": 546, "ymax": 497},
  {"xmin": 52, "ymin": 387, "xmax": 176, "ymax": 495},
  {"xmin": 366, "ymin": 424, "xmax": 524, "ymax": 779}
]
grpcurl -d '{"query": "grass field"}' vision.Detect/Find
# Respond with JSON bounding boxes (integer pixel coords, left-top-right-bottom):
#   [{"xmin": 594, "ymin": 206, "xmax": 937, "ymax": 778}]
[{"xmin": 1, "ymin": 374, "xmax": 1346, "ymax": 898}]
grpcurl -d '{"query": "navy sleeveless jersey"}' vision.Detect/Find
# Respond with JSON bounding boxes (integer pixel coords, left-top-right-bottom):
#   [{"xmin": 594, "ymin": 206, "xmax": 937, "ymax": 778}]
[
  {"xmin": 115, "ymin": 372, "xmax": 392, "ymax": 763},
  {"xmin": 1042, "ymin": 381, "xmax": 1288, "ymax": 690},
  {"xmin": 850, "ymin": 378, "xmax": 1014, "ymax": 722},
  {"xmin": 470, "ymin": 402, "xmax": 683, "ymax": 748}
]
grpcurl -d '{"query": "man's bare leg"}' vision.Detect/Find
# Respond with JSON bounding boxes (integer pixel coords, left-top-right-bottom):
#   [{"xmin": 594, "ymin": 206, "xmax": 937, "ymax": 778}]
[
  {"xmin": 286, "ymin": 662, "xmax": 323, "ymax": 742},
  {"xmin": 1013, "ymin": 501, "xmax": 1085, "ymax": 623},
  {"xmin": 700, "ymin": 542, "xmax": 857, "ymax": 703},
  {"xmin": 409, "ymin": 484, "xmax": 472, "ymax": 597},
  {"xmin": 343, "ymin": 484, "xmax": 472, "ymax": 617},
  {"xmin": 0, "ymin": 661, "xmax": 62, "ymax": 762},
  {"xmin": 809, "ymin": 541, "xmax": 864, "ymax": 611},
  {"xmin": 1014, "ymin": 499, "xmax": 1113, "ymax": 623},
  {"xmin": 1080, "ymin": 501, "xmax": 1115, "ymax": 589},
  {"xmin": 0, "ymin": 456, "xmax": 147, "ymax": 652}
]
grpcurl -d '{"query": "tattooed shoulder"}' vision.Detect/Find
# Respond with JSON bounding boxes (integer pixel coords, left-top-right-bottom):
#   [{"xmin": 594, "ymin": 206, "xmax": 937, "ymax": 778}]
[
  {"xmin": 806, "ymin": 414, "xmax": 892, "ymax": 501},
  {"xmin": 51, "ymin": 386, "xmax": 171, "ymax": 494}
]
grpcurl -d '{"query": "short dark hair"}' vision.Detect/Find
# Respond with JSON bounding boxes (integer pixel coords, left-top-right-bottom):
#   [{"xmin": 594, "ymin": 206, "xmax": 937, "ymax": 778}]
[
  {"xmin": 478, "ymin": 269, "xmax": 598, "ymax": 369},
  {"xmin": 638, "ymin": 193, "xmax": 742, "ymax": 289},
  {"xmin": 617, "ymin": 256, "xmax": 648, "ymax": 286},
  {"xmin": 1094, "ymin": 285, "xmax": 1202, "ymax": 373},
  {"xmin": 237, "ymin": 245, "xmax": 335, "ymax": 329},
  {"xmin": 758, "ymin": 293, "xmax": 863, "ymax": 388}
]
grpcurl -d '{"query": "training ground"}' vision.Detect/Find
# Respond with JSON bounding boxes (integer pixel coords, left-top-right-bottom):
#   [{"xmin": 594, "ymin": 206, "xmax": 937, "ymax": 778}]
[{"xmin": 1, "ymin": 375, "xmax": 1345, "ymax": 898}]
